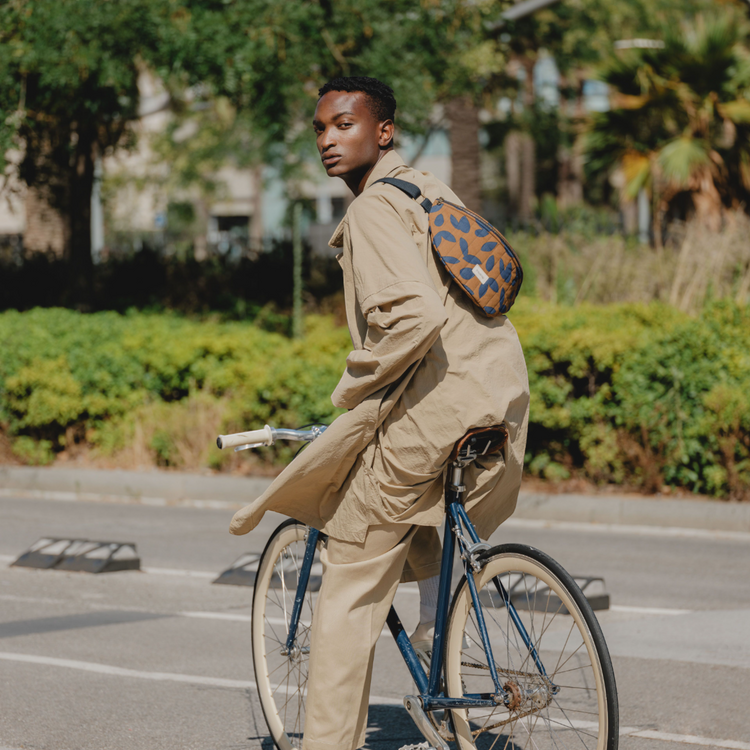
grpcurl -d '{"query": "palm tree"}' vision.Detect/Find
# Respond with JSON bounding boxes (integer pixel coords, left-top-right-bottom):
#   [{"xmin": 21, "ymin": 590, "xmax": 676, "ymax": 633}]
[{"xmin": 585, "ymin": 11, "xmax": 750, "ymax": 244}]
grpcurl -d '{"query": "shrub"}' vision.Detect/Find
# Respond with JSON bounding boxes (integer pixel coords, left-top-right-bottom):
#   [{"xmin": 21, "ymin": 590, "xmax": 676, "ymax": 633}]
[
  {"xmin": 1, "ymin": 304, "xmax": 748, "ymax": 500},
  {"xmin": 514, "ymin": 298, "xmax": 750, "ymax": 499}
]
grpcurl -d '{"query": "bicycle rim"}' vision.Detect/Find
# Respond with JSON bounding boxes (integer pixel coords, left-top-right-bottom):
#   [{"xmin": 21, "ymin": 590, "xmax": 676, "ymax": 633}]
[
  {"xmin": 251, "ymin": 521, "xmax": 321, "ymax": 750},
  {"xmin": 445, "ymin": 544, "xmax": 618, "ymax": 750}
]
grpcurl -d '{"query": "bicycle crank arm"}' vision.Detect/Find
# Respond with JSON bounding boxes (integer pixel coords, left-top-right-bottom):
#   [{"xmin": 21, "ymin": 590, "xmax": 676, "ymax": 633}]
[{"xmin": 403, "ymin": 696, "xmax": 450, "ymax": 750}]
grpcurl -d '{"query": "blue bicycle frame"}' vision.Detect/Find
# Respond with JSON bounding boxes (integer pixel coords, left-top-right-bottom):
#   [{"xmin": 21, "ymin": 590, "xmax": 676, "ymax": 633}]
[{"xmin": 284, "ymin": 477, "xmax": 552, "ymax": 714}]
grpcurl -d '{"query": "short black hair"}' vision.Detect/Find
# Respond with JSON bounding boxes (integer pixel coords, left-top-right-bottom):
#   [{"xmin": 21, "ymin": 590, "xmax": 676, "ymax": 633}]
[{"xmin": 318, "ymin": 76, "xmax": 396, "ymax": 123}]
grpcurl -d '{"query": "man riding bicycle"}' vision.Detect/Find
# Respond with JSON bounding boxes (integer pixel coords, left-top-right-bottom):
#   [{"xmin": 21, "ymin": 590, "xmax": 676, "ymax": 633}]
[{"xmin": 230, "ymin": 76, "xmax": 530, "ymax": 750}]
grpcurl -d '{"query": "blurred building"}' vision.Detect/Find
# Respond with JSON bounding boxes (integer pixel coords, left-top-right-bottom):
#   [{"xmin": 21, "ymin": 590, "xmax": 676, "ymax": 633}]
[{"xmin": 0, "ymin": 60, "xmax": 608, "ymax": 256}]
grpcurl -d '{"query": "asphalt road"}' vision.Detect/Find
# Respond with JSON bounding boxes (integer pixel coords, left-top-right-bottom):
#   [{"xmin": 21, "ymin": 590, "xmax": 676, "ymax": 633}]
[{"xmin": 1, "ymin": 495, "xmax": 749, "ymax": 750}]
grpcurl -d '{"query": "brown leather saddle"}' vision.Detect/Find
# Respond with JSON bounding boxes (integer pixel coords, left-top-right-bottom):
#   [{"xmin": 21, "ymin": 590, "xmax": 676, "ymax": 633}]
[{"xmin": 450, "ymin": 424, "xmax": 508, "ymax": 463}]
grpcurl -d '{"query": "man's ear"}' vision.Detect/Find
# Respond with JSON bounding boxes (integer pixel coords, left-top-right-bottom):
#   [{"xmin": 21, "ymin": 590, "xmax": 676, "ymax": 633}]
[{"xmin": 378, "ymin": 119, "xmax": 395, "ymax": 149}]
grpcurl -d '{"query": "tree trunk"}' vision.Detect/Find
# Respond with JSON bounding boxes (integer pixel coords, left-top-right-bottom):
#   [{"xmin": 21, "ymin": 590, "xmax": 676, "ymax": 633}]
[
  {"xmin": 519, "ymin": 133, "xmax": 535, "ymax": 222},
  {"xmin": 250, "ymin": 165, "xmax": 264, "ymax": 251},
  {"xmin": 446, "ymin": 96, "xmax": 482, "ymax": 213},
  {"xmin": 518, "ymin": 56, "xmax": 536, "ymax": 223},
  {"xmin": 505, "ymin": 131, "xmax": 522, "ymax": 215},
  {"xmin": 66, "ymin": 132, "xmax": 95, "ymax": 304},
  {"xmin": 22, "ymin": 134, "xmax": 69, "ymax": 256},
  {"xmin": 24, "ymin": 185, "xmax": 68, "ymax": 256},
  {"xmin": 557, "ymin": 144, "xmax": 584, "ymax": 208}
]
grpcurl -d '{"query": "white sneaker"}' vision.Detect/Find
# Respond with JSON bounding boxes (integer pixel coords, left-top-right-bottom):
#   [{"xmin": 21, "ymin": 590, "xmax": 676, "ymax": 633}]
[
  {"xmin": 409, "ymin": 620, "xmax": 435, "ymax": 667},
  {"xmin": 398, "ymin": 743, "xmax": 434, "ymax": 750}
]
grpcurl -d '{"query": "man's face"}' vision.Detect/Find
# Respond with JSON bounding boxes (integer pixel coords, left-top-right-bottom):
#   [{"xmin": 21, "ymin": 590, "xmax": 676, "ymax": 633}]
[{"xmin": 313, "ymin": 91, "xmax": 393, "ymax": 187}]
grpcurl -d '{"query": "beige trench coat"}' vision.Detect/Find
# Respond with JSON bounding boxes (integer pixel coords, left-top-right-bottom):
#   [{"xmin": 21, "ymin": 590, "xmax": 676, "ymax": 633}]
[{"xmin": 230, "ymin": 151, "xmax": 529, "ymax": 543}]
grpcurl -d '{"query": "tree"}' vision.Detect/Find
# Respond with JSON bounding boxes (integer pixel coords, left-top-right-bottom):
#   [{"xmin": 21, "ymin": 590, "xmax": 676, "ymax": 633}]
[
  {"xmin": 585, "ymin": 10, "xmax": 750, "ymax": 242},
  {"xmin": 171, "ymin": 0, "xmax": 504, "ymax": 209},
  {"xmin": 0, "ymin": 0, "xmax": 182, "ymax": 296},
  {"xmin": 485, "ymin": 0, "xmax": 728, "ymax": 218}
]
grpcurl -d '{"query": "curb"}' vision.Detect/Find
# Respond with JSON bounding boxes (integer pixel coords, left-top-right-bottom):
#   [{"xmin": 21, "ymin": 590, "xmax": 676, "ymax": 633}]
[
  {"xmin": 0, "ymin": 465, "xmax": 271, "ymax": 510},
  {"xmin": 515, "ymin": 491, "xmax": 750, "ymax": 534},
  {"xmin": 2, "ymin": 465, "xmax": 749, "ymax": 533}
]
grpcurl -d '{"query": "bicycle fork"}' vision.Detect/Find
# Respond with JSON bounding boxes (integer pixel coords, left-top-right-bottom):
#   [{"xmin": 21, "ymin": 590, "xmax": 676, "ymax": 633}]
[{"xmin": 282, "ymin": 527, "xmax": 321, "ymax": 657}]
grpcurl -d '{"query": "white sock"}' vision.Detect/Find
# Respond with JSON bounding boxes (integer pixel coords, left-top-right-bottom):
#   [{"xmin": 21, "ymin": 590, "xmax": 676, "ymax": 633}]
[{"xmin": 418, "ymin": 575, "xmax": 440, "ymax": 624}]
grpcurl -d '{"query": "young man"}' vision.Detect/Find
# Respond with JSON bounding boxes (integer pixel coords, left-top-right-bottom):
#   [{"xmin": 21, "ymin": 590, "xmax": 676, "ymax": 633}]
[{"xmin": 230, "ymin": 76, "xmax": 529, "ymax": 750}]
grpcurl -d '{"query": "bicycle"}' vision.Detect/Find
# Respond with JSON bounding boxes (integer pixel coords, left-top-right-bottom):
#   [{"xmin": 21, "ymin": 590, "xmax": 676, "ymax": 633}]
[{"xmin": 217, "ymin": 424, "xmax": 619, "ymax": 750}]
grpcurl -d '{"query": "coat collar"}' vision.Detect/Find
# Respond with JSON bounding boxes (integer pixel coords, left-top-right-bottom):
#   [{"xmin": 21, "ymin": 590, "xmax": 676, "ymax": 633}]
[
  {"xmin": 363, "ymin": 149, "xmax": 405, "ymax": 190},
  {"xmin": 328, "ymin": 150, "xmax": 406, "ymax": 248}
]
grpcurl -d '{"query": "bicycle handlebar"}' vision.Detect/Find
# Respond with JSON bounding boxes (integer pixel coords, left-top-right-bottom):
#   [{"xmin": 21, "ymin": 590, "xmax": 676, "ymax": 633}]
[
  {"xmin": 216, "ymin": 424, "xmax": 327, "ymax": 451},
  {"xmin": 216, "ymin": 425, "xmax": 274, "ymax": 450}
]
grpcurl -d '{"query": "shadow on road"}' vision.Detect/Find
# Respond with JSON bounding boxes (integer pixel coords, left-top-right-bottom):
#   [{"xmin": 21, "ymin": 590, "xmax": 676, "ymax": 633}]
[{"xmin": 0, "ymin": 610, "xmax": 168, "ymax": 639}]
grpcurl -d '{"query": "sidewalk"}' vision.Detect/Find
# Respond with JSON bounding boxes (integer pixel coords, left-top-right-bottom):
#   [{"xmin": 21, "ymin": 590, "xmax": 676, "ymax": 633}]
[{"xmin": 2, "ymin": 464, "xmax": 749, "ymax": 533}]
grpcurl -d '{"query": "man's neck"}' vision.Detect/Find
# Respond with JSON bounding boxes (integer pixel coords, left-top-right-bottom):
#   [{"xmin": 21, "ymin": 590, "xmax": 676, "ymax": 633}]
[{"xmin": 344, "ymin": 148, "xmax": 394, "ymax": 196}]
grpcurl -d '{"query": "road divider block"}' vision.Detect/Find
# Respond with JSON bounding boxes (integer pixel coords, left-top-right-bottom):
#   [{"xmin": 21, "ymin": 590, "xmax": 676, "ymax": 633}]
[
  {"xmin": 213, "ymin": 552, "xmax": 323, "ymax": 590},
  {"xmin": 480, "ymin": 574, "xmax": 610, "ymax": 612},
  {"xmin": 11, "ymin": 538, "xmax": 140, "ymax": 574}
]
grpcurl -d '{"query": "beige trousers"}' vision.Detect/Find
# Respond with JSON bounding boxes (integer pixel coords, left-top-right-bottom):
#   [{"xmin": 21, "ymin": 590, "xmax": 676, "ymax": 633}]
[{"xmin": 302, "ymin": 523, "xmax": 443, "ymax": 750}]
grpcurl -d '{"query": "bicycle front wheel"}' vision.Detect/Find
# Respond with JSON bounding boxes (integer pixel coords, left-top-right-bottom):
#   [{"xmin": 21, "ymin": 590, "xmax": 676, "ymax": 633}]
[
  {"xmin": 445, "ymin": 544, "xmax": 618, "ymax": 750},
  {"xmin": 251, "ymin": 520, "xmax": 323, "ymax": 750}
]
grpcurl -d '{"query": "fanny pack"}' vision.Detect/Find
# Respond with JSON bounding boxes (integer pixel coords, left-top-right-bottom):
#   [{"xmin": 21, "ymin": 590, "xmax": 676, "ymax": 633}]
[{"xmin": 375, "ymin": 177, "xmax": 523, "ymax": 317}]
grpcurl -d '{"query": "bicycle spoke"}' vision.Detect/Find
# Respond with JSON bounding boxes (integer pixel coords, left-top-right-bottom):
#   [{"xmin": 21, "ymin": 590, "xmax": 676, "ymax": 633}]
[{"xmin": 449, "ymin": 550, "xmax": 612, "ymax": 750}]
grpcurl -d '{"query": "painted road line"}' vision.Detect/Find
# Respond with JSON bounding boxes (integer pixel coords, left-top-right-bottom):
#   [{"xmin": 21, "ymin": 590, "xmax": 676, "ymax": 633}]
[
  {"xmin": 4, "ymin": 649, "xmax": 750, "ymax": 747},
  {"xmin": 609, "ymin": 605, "xmax": 692, "ymax": 616},
  {"xmin": 624, "ymin": 730, "xmax": 750, "ymax": 750},
  {"xmin": 1, "ymin": 651, "xmax": 747, "ymax": 747},
  {"xmin": 179, "ymin": 611, "xmax": 395, "ymax": 638},
  {"xmin": 1, "ymin": 556, "xmax": 217, "ymax": 579},
  {"xmin": 141, "ymin": 566, "xmax": 216, "ymax": 579},
  {"xmin": 180, "ymin": 611, "xmax": 254, "ymax": 623},
  {"xmin": 0, "ymin": 651, "xmax": 402, "ymax": 705},
  {"xmin": 0, "ymin": 593, "xmax": 67, "ymax": 605},
  {"xmin": 0, "ymin": 487, "xmax": 242, "ymax": 510},
  {"xmin": 0, "ymin": 650, "xmax": 255, "ymax": 689},
  {"xmin": 504, "ymin": 518, "xmax": 750, "ymax": 543}
]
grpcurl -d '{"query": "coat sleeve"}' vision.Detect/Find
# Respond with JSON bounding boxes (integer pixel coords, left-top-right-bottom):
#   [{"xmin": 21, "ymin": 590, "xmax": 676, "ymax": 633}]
[{"xmin": 331, "ymin": 191, "xmax": 448, "ymax": 410}]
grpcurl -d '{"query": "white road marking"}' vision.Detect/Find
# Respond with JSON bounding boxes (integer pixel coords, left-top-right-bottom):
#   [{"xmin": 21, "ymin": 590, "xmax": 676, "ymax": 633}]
[
  {"xmin": 623, "ymin": 729, "xmax": 750, "ymax": 750},
  {"xmin": 0, "ymin": 593, "xmax": 67, "ymax": 604},
  {"xmin": 609, "ymin": 605, "xmax": 691, "ymax": 616},
  {"xmin": 503, "ymin": 518, "xmax": 750, "ymax": 542},
  {"xmin": 0, "ymin": 651, "xmax": 402, "ymax": 704},
  {"xmin": 0, "ymin": 487, "xmax": 243, "ymax": 510},
  {"xmin": 1, "ymin": 651, "xmax": 748, "ymax": 746},
  {"xmin": 180, "ymin": 611, "xmax": 253, "ymax": 623},
  {"xmin": 179, "ymin": 611, "xmax": 395, "ymax": 638},
  {"xmin": 141, "ymin": 566, "xmax": 215, "ymax": 579},
  {"xmin": 1, "ymin": 556, "xmax": 218, "ymax": 579},
  {"xmin": 0, "ymin": 650, "xmax": 255, "ymax": 690}
]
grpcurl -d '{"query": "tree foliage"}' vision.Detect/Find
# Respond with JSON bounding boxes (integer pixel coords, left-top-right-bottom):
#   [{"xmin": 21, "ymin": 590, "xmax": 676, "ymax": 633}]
[
  {"xmin": 585, "ymin": 10, "xmax": 750, "ymax": 234},
  {"xmin": 0, "ymin": 0, "xmax": 181, "ymax": 275}
]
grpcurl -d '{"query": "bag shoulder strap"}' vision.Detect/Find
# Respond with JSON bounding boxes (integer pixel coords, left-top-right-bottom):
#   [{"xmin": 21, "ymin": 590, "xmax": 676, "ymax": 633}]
[{"xmin": 374, "ymin": 177, "xmax": 433, "ymax": 213}]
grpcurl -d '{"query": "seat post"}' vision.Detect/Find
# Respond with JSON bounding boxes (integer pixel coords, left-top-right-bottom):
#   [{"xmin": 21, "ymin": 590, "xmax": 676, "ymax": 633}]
[{"xmin": 448, "ymin": 462, "xmax": 466, "ymax": 496}]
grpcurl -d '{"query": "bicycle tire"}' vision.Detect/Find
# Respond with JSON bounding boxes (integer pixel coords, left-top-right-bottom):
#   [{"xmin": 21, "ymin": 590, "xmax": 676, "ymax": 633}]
[
  {"xmin": 444, "ymin": 543, "xmax": 618, "ymax": 750},
  {"xmin": 251, "ymin": 519, "xmax": 323, "ymax": 750}
]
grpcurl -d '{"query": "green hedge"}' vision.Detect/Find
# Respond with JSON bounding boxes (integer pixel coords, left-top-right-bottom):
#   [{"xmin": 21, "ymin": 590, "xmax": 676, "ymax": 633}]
[
  {"xmin": 0, "ymin": 309, "xmax": 349, "ymax": 468},
  {"xmin": 517, "ymin": 300, "xmax": 750, "ymax": 499},
  {"xmin": 1, "ymin": 303, "xmax": 748, "ymax": 499}
]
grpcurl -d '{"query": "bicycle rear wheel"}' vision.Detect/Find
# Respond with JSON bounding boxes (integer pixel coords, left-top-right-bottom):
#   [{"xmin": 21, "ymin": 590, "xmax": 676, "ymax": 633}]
[
  {"xmin": 445, "ymin": 544, "xmax": 618, "ymax": 750},
  {"xmin": 251, "ymin": 520, "xmax": 323, "ymax": 750}
]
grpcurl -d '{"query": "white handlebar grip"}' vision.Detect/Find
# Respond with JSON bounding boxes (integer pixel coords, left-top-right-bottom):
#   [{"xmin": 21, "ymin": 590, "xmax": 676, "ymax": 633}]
[{"xmin": 216, "ymin": 425, "xmax": 274, "ymax": 450}]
